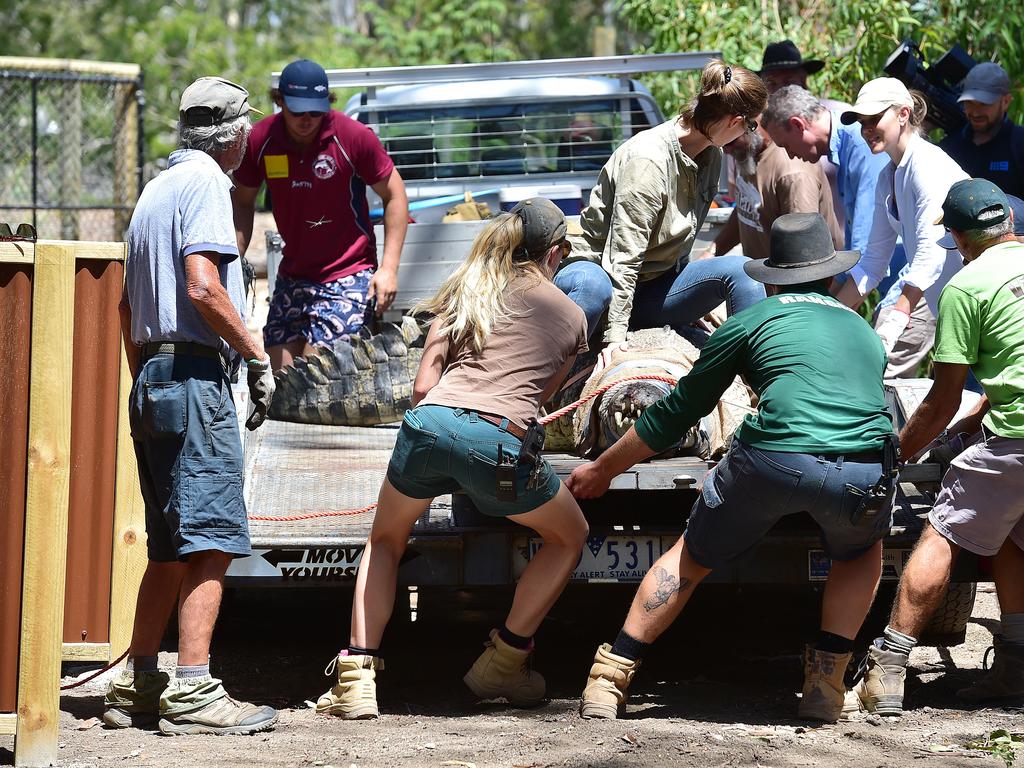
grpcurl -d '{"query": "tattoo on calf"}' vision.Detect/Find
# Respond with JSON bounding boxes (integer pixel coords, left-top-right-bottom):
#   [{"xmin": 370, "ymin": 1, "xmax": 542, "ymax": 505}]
[{"xmin": 642, "ymin": 567, "xmax": 692, "ymax": 612}]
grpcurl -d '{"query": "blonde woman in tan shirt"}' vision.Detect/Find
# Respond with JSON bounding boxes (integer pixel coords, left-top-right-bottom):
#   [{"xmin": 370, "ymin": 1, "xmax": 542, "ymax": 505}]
[
  {"xmin": 555, "ymin": 59, "xmax": 769, "ymax": 346},
  {"xmin": 316, "ymin": 198, "xmax": 590, "ymax": 720}
]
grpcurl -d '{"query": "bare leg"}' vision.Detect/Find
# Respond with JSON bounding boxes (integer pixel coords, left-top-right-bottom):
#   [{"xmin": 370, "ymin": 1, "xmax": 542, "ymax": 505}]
[
  {"xmin": 177, "ymin": 550, "xmax": 233, "ymax": 666},
  {"xmin": 128, "ymin": 560, "xmax": 186, "ymax": 657},
  {"xmin": 889, "ymin": 524, "xmax": 960, "ymax": 637},
  {"xmin": 621, "ymin": 536, "xmax": 712, "ymax": 643},
  {"xmin": 504, "ymin": 484, "xmax": 589, "ymax": 636},
  {"xmin": 268, "ymin": 340, "xmax": 314, "ymax": 370},
  {"xmin": 350, "ymin": 479, "xmax": 432, "ymax": 649},
  {"xmin": 820, "ymin": 539, "xmax": 883, "ymax": 639},
  {"xmin": 993, "ymin": 539, "xmax": 1024, "ymax": 615}
]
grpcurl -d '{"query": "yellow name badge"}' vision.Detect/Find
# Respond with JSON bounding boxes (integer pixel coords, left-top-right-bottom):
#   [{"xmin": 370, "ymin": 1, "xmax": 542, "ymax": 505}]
[{"xmin": 264, "ymin": 154, "xmax": 289, "ymax": 179}]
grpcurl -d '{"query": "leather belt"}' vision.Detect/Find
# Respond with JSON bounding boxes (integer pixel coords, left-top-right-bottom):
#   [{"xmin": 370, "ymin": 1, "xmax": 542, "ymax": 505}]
[
  {"xmin": 476, "ymin": 412, "xmax": 527, "ymax": 440},
  {"xmin": 142, "ymin": 341, "xmax": 227, "ymax": 368}
]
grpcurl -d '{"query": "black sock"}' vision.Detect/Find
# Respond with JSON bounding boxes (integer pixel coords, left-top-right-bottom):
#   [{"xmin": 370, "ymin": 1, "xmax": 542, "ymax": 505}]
[
  {"xmin": 347, "ymin": 645, "xmax": 380, "ymax": 657},
  {"xmin": 498, "ymin": 626, "xmax": 533, "ymax": 650},
  {"xmin": 611, "ymin": 629, "xmax": 649, "ymax": 662},
  {"xmin": 815, "ymin": 630, "xmax": 854, "ymax": 654}
]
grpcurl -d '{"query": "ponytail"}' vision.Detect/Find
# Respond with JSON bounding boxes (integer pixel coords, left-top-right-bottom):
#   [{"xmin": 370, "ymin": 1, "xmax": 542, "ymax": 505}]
[
  {"xmin": 414, "ymin": 213, "xmax": 542, "ymax": 355},
  {"xmin": 908, "ymin": 90, "xmax": 928, "ymax": 129},
  {"xmin": 680, "ymin": 59, "xmax": 768, "ymax": 140}
]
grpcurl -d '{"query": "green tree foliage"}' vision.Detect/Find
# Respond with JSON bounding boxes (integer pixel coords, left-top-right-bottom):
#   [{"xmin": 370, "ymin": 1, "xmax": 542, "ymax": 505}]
[{"xmin": 619, "ymin": 0, "xmax": 1022, "ymax": 124}]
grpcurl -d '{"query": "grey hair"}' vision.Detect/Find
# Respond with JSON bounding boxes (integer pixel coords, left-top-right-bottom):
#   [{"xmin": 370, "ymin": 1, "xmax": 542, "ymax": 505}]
[
  {"xmin": 959, "ymin": 217, "xmax": 1014, "ymax": 246},
  {"xmin": 764, "ymin": 85, "xmax": 827, "ymax": 127},
  {"xmin": 178, "ymin": 114, "xmax": 251, "ymax": 156}
]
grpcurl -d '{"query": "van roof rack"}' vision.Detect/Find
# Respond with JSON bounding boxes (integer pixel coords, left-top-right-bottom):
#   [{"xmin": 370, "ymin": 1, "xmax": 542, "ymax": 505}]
[{"xmin": 271, "ymin": 52, "xmax": 721, "ymax": 90}]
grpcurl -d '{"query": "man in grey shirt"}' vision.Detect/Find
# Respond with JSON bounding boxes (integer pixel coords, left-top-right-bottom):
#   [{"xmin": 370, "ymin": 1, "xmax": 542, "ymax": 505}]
[{"xmin": 104, "ymin": 76, "xmax": 278, "ymax": 736}]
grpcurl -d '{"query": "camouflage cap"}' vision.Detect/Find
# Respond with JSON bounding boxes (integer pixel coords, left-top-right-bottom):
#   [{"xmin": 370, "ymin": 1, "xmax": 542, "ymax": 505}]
[
  {"xmin": 509, "ymin": 197, "xmax": 567, "ymax": 261},
  {"xmin": 179, "ymin": 76, "xmax": 262, "ymax": 128}
]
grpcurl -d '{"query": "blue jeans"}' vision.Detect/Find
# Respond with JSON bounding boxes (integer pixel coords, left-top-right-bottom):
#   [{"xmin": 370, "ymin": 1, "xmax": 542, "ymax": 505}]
[
  {"xmin": 685, "ymin": 439, "xmax": 891, "ymax": 569},
  {"xmin": 554, "ymin": 257, "xmax": 765, "ymax": 341}
]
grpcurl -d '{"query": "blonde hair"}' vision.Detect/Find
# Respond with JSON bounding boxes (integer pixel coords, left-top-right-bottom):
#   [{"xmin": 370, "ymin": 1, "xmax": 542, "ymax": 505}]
[
  {"xmin": 680, "ymin": 59, "xmax": 768, "ymax": 140},
  {"xmin": 414, "ymin": 213, "xmax": 545, "ymax": 355}
]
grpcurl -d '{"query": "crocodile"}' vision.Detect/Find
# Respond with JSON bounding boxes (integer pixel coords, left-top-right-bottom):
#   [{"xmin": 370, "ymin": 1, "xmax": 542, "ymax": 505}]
[{"xmin": 269, "ymin": 318, "xmax": 752, "ymax": 460}]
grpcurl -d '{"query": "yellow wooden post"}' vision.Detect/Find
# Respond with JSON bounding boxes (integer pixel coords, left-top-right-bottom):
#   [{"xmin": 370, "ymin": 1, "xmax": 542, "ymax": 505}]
[
  {"xmin": 108, "ymin": 278, "xmax": 147, "ymax": 658},
  {"xmin": 15, "ymin": 242, "xmax": 75, "ymax": 768}
]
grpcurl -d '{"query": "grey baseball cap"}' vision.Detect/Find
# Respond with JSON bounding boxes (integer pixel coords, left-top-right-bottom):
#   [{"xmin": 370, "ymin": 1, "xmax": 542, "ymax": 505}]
[
  {"xmin": 509, "ymin": 197, "xmax": 567, "ymax": 260},
  {"xmin": 958, "ymin": 62, "xmax": 1011, "ymax": 105},
  {"xmin": 179, "ymin": 76, "xmax": 262, "ymax": 127}
]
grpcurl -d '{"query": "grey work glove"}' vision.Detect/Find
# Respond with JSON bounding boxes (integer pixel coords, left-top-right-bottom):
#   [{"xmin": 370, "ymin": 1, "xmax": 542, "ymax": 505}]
[{"xmin": 246, "ymin": 357, "xmax": 275, "ymax": 430}]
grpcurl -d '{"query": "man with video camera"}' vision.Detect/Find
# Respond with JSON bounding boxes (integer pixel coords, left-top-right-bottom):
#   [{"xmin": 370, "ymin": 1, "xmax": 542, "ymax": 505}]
[{"xmin": 940, "ymin": 62, "xmax": 1024, "ymax": 199}]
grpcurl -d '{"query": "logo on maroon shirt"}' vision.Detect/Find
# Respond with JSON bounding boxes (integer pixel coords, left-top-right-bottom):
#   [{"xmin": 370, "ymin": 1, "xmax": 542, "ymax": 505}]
[{"xmin": 313, "ymin": 153, "xmax": 338, "ymax": 180}]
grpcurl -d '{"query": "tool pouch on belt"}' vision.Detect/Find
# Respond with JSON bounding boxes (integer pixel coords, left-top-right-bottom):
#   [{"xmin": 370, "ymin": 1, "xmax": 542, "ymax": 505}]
[
  {"xmin": 518, "ymin": 418, "xmax": 546, "ymax": 466},
  {"xmin": 853, "ymin": 433, "xmax": 900, "ymax": 524},
  {"xmin": 496, "ymin": 444, "xmax": 518, "ymax": 502}
]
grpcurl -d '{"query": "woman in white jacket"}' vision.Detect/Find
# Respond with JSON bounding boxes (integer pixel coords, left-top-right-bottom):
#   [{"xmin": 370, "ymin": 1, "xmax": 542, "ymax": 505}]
[{"xmin": 835, "ymin": 78, "xmax": 968, "ymax": 375}]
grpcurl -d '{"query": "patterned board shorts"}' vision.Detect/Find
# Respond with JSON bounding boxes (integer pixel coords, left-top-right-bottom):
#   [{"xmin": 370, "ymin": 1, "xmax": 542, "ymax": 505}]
[{"xmin": 264, "ymin": 268, "xmax": 374, "ymax": 347}]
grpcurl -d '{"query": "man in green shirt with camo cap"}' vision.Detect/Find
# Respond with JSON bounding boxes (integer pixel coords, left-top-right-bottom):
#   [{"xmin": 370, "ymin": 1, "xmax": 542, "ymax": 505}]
[
  {"xmin": 854, "ymin": 179, "xmax": 1024, "ymax": 716},
  {"xmin": 568, "ymin": 212, "xmax": 896, "ymax": 724}
]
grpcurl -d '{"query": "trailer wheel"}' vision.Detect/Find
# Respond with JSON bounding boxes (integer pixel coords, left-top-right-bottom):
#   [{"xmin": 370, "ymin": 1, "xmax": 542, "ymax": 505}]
[{"xmin": 925, "ymin": 582, "xmax": 977, "ymax": 639}]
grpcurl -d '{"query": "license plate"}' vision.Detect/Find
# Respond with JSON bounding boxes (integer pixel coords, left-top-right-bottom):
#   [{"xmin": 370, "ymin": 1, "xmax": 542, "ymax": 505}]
[
  {"xmin": 808, "ymin": 549, "xmax": 911, "ymax": 582},
  {"xmin": 512, "ymin": 535, "xmax": 668, "ymax": 582}
]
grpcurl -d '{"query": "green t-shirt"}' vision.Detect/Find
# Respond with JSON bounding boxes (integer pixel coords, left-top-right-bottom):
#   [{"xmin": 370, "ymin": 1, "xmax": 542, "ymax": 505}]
[
  {"xmin": 933, "ymin": 240, "xmax": 1024, "ymax": 438},
  {"xmin": 635, "ymin": 287, "xmax": 893, "ymax": 453}
]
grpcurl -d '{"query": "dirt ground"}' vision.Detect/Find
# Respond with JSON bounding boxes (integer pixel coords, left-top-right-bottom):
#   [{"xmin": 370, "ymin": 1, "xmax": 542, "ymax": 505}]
[{"xmin": 2, "ymin": 583, "xmax": 1019, "ymax": 768}]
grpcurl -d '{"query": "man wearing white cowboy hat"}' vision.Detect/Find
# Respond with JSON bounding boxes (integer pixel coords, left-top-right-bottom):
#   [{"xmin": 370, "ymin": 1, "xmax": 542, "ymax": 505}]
[{"xmin": 569, "ymin": 213, "xmax": 896, "ymax": 724}]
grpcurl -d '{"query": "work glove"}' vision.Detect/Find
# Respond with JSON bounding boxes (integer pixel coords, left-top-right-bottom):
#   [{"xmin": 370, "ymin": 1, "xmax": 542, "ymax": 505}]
[
  {"xmin": 246, "ymin": 356, "xmax": 275, "ymax": 430},
  {"xmin": 874, "ymin": 306, "xmax": 911, "ymax": 356}
]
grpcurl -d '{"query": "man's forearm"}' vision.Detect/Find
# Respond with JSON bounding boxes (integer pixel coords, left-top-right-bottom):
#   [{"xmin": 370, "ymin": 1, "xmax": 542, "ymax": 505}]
[
  {"xmin": 948, "ymin": 394, "xmax": 990, "ymax": 437},
  {"xmin": 897, "ymin": 283, "xmax": 924, "ymax": 313},
  {"xmin": 190, "ymin": 285, "xmax": 263, "ymax": 361},
  {"xmin": 900, "ymin": 396, "xmax": 960, "ymax": 461},
  {"xmin": 379, "ymin": 201, "xmax": 408, "ymax": 273},
  {"xmin": 593, "ymin": 426, "xmax": 658, "ymax": 479},
  {"xmin": 232, "ymin": 198, "xmax": 255, "ymax": 257}
]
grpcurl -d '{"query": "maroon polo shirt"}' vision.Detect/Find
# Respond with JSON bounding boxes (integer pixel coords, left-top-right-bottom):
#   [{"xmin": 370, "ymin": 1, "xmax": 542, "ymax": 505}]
[{"xmin": 234, "ymin": 110, "xmax": 394, "ymax": 284}]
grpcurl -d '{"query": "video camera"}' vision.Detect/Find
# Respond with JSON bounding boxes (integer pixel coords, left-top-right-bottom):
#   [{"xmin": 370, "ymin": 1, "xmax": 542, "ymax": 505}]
[{"xmin": 883, "ymin": 40, "xmax": 976, "ymax": 135}]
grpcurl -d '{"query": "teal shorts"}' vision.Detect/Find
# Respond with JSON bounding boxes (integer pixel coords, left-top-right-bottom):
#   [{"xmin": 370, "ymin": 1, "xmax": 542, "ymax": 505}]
[{"xmin": 386, "ymin": 405, "xmax": 561, "ymax": 517}]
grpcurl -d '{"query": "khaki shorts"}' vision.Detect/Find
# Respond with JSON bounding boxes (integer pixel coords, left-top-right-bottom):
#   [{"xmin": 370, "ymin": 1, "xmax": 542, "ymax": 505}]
[{"xmin": 929, "ymin": 433, "xmax": 1024, "ymax": 556}]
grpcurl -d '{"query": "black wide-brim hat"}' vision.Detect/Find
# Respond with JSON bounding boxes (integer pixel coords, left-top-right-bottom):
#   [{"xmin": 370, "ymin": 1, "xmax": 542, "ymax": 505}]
[
  {"xmin": 759, "ymin": 40, "xmax": 825, "ymax": 75},
  {"xmin": 744, "ymin": 213, "xmax": 860, "ymax": 285}
]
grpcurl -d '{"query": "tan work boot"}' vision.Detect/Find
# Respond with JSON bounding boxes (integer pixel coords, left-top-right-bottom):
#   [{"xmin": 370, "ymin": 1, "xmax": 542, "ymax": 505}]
[
  {"xmin": 580, "ymin": 643, "xmax": 641, "ymax": 720},
  {"xmin": 798, "ymin": 646, "xmax": 853, "ymax": 722},
  {"xmin": 463, "ymin": 629, "xmax": 545, "ymax": 707},
  {"xmin": 103, "ymin": 668, "xmax": 170, "ymax": 728},
  {"xmin": 316, "ymin": 653, "xmax": 384, "ymax": 719},
  {"xmin": 958, "ymin": 638, "xmax": 1024, "ymax": 703},
  {"xmin": 158, "ymin": 676, "xmax": 278, "ymax": 735},
  {"xmin": 853, "ymin": 641, "xmax": 909, "ymax": 716}
]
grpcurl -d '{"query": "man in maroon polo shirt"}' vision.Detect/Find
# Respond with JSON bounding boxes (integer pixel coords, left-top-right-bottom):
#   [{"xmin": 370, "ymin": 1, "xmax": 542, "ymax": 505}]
[{"xmin": 232, "ymin": 58, "xmax": 409, "ymax": 368}]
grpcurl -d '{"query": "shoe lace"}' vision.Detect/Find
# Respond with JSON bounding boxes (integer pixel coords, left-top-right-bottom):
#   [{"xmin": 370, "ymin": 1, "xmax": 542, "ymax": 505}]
[{"xmin": 982, "ymin": 645, "xmax": 995, "ymax": 671}]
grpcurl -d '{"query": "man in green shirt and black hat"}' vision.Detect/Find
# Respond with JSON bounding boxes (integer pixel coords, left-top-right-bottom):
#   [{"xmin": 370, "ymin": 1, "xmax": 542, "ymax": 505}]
[
  {"xmin": 854, "ymin": 179, "xmax": 1024, "ymax": 715},
  {"xmin": 568, "ymin": 212, "xmax": 896, "ymax": 724}
]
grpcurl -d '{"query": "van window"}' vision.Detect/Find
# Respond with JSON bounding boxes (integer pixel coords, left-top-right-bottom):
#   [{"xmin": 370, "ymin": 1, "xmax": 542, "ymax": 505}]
[{"xmin": 362, "ymin": 99, "xmax": 655, "ymax": 181}]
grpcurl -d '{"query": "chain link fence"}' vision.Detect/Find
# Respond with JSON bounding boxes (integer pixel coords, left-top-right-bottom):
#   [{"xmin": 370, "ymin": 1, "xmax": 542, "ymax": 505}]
[{"xmin": 0, "ymin": 59, "xmax": 144, "ymax": 242}]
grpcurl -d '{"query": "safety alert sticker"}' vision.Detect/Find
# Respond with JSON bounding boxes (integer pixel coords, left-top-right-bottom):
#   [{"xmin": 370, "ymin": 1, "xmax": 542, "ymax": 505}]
[{"xmin": 227, "ymin": 546, "xmax": 365, "ymax": 582}]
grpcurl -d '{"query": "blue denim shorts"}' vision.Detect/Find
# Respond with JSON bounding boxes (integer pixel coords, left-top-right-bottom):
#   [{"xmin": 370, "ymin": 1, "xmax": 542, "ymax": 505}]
[
  {"xmin": 264, "ymin": 269, "xmax": 373, "ymax": 347},
  {"xmin": 386, "ymin": 405, "xmax": 561, "ymax": 517},
  {"xmin": 129, "ymin": 352, "xmax": 250, "ymax": 562},
  {"xmin": 684, "ymin": 439, "xmax": 892, "ymax": 569}
]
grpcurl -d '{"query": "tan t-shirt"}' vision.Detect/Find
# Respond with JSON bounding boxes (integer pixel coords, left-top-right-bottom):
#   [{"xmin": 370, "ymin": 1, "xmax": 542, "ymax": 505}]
[
  {"xmin": 734, "ymin": 142, "xmax": 843, "ymax": 262},
  {"xmin": 421, "ymin": 276, "xmax": 588, "ymax": 430}
]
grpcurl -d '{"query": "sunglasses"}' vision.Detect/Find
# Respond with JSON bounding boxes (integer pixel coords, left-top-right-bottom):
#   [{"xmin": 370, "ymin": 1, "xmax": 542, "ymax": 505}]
[
  {"xmin": 744, "ymin": 116, "xmax": 759, "ymax": 134},
  {"xmin": 0, "ymin": 222, "xmax": 36, "ymax": 243},
  {"xmin": 289, "ymin": 110, "xmax": 325, "ymax": 118}
]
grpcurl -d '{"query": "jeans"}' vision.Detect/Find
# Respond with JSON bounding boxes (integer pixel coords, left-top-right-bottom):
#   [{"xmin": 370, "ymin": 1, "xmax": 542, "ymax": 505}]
[{"xmin": 554, "ymin": 257, "xmax": 765, "ymax": 341}]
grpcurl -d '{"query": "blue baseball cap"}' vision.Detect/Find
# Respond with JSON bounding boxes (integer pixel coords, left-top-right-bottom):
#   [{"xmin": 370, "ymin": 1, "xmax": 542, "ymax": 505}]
[{"xmin": 278, "ymin": 59, "xmax": 330, "ymax": 113}]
